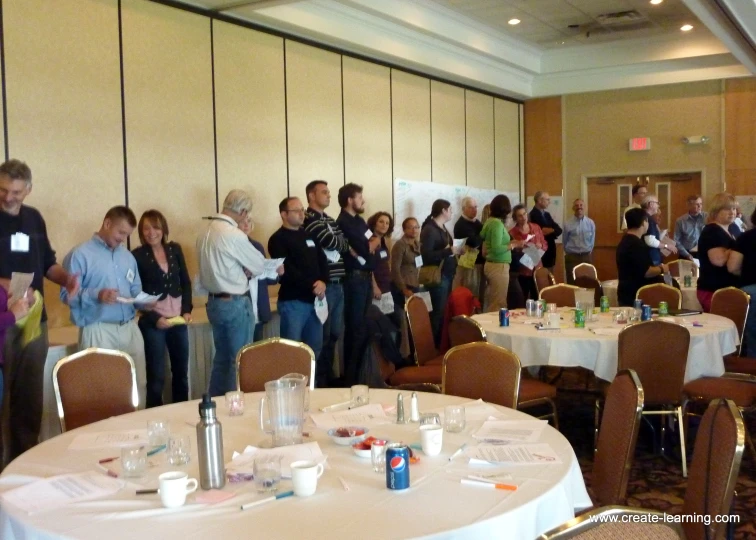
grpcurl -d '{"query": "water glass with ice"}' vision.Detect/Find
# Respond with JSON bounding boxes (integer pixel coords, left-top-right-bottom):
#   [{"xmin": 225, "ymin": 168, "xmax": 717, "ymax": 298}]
[
  {"xmin": 167, "ymin": 434, "xmax": 191, "ymax": 466},
  {"xmin": 253, "ymin": 456, "xmax": 282, "ymax": 493},
  {"xmin": 147, "ymin": 420, "xmax": 170, "ymax": 449}
]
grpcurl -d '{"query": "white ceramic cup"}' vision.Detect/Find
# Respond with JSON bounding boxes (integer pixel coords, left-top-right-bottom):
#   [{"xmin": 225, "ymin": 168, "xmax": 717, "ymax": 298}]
[
  {"xmin": 158, "ymin": 471, "xmax": 198, "ymax": 508},
  {"xmin": 420, "ymin": 424, "xmax": 444, "ymax": 456},
  {"xmin": 290, "ymin": 460, "xmax": 324, "ymax": 497}
]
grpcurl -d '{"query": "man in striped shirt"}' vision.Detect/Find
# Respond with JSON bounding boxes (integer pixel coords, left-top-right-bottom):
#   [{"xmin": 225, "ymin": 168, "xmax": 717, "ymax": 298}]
[{"xmin": 304, "ymin": 180, "xmax": 351, "ymax": 387}]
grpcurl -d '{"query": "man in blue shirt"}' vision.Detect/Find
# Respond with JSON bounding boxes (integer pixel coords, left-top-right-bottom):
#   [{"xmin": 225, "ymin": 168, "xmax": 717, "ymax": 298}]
[
  {"xmin": 673, "ymin": 195, "xmax": 706, "ymax": 260},
  {"xmin": 563, "ymin": 199, "xmax": 596, "ymax": 284},
  {"xmin": 61, "ymin": 206, "xmax": 147, "ymax": 408}
]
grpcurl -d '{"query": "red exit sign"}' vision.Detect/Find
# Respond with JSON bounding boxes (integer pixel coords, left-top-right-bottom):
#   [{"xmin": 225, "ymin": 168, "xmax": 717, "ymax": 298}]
[{"xmin": 629, "ymin": 137, "xmax": 651, "ymax": 151}]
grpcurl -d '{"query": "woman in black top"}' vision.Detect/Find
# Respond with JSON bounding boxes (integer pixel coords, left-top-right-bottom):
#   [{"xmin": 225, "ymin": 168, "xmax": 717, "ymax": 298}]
[
  {"xmin": 367, "ymin": 212, "xmax": 394, "ymax": 300},
  {"xmin": 132, "ymin": 210, "xmax": 192, "ymax": 407},
  {"xmin": 697, "ymin": 193, "xmax": 738, "ymax": 312},
  {"xmin": 616, "ymin": 208, "xmax": 667, "ymax": 306},
  {"xmin": 728, "ymin": 206, "xmax": 756, "ymax": 357}
]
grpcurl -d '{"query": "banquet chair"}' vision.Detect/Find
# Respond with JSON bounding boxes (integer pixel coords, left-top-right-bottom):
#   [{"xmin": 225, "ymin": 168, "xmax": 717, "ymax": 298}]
[
  {"xmin": 596, "ymin": 320, "xmax": 690, "ymax": 476},
  {"xmin": 636, "ymin": 283, "xmax": 682, "ymax": 309},
  {"xmin": 519, "ymin": 373, "xmax": 560, "ymax": 429},
  {"xmin": 52, "ymin": 347, "xmax": 138, "ymax": 432},
  {"xmin": 710, "ymin": 287, "xmax": 750, "ymax": 359},
  {"xmin": 406, "ymin": 295, "xmax": 444, "ymax": 366},
  {"xmin": 534, "ymin": 267, "xmax": 556, "ymax": 294},
  {"xmin": 442, "ymin": 342, "xmax": 521, "ymax": 408},
  {"xmin": 573, "ymin": 276, "xmax": 603, "ymax": 306},
  {"xmin": 539, "ymin": 284, "xmax": 579, "ymax": 307},
  {"xmin": 448, "ymin": 315, "xmax": 486, "ymax": 348},
  {"xmin": 540, "ymin": 399, "xmax": 744, "ymax": 540},
  {"xmin": 236, "ymin": 338, "xmax": 315, "ymax": 392},
  {"xmin": 668, "ymin": 258, "xmax": 698, "ymax": 279},
  {"xmin": 572, "ymin": 263, "xmax": 598, "ymax": 281}
]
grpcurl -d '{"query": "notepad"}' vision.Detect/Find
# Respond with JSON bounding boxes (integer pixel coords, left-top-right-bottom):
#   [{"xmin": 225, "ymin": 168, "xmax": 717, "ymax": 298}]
[{"xmin": 166, "ymin": 316, "xmax": 186, "ymax": 326}]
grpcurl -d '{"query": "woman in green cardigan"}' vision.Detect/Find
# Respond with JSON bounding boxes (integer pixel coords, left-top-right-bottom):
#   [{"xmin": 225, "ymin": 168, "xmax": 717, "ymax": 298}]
[{"xmin": 481, "ymin": 195, "xmax": 523, "ymax": 311}]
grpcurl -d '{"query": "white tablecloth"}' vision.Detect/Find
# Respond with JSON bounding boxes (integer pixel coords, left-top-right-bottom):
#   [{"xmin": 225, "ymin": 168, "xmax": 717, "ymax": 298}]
[
  {"xmin": 600, "ymin": 279, "xmax": 702, "ymax": 311},
  {"xmin": 0, "ymin": 389, "xmax": 591, "ymax": 540},
  {"xmin": 473, "ymin": 309, "xmax": 737, "ymax": 382}
]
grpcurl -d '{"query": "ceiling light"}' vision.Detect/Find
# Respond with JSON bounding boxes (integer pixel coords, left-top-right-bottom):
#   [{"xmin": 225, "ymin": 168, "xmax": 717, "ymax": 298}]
[
  {"xmin": 508, "ymin": 18, "xmax": 521, "ymax": 25},
  {"xmin": 681, "ymin": 24, "xmax": 693, "ymax": 31},
  {"xmin": 650, "ymin": 0, "xmax": 663, "ymax": 5}
]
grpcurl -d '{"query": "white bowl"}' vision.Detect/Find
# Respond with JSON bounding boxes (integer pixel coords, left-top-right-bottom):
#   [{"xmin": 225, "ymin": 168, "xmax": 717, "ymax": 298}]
[{"xmin": 327, "ymin": 426, "xmax": 369, "ymax": 446}]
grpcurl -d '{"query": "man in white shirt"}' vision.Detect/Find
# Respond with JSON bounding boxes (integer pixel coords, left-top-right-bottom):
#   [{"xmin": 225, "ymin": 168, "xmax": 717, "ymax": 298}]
[
  {"xmin": 197, "ymin": 190, "xmax": 282, "ymax": 396},
  {"xmin": 621, "ymin": 184, "xmax": 648, "ymax": 230}
]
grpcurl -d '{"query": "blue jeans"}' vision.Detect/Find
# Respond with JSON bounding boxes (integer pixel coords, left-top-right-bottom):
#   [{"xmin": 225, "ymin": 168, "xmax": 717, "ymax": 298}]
[
  {"xmin": 318, "ymin": 283, "xmax": 344, "ymax": 387},
  {"xmin": 206, "ymin": 296, "xmax": 253, "ymax": 397},
  {"xmin": 742, "ymin": 284, "xmax": 756, "ymax": 357},
  {"xmin": 139, "ymin": 319, "xmax": 189, "ymax": 407},
  {"xmin": 343, "ymin": 273, "xmax": 372, "ymax": 385},
  {"xmin": 279, "ymin": 300, "xmax": 324, "ymax": 366},
  {"xmin": 428, "ymin": 275, "xmax": 453, "ymax": 347}
]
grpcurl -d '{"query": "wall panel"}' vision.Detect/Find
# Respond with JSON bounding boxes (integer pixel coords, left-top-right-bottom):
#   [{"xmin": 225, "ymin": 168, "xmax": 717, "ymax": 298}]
[
  {"xmin": 213, "ymin": 21, "xmax": 287, "ymax": 247},
  {"xmin": 465, "ymin": 91, "xmax": 494, "ymax": 189},
  {"xmin": 494, "ymin": 99, "xmax": 521, "ymax": 193},
  {"xmin": 724, "ymin": 78, "xmax": 756, "ymax": 195},
  {"xmin": 286, "ymin": 41, "xmax": 343, "ymax": 202},
  {"xmin": 392, "ymin": 70, "xmax": 431, "ymax": 182},
  {"xmin": 431, "ymin": 81, "xmax": 465, "ymax": 186},
  {"xmin": 4, "ymin": 0, "xmax": 123, "ymax": 327},
  {"xmin": 524, "ymin": 97, "xmax": 562, "ymax": 197},
  {"xmin": 343, "ymin": 57, "xmax": 392, "ymax": 217},
  {"xmin": 122, "ymin": 0, "xmax": 216, "ymax": 278}
]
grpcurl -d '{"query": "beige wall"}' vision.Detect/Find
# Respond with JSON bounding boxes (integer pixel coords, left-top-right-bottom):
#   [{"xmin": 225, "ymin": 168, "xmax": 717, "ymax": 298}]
[{"xmin": 1, "ymin": 0, "xmax": 521, "ymax": 328}]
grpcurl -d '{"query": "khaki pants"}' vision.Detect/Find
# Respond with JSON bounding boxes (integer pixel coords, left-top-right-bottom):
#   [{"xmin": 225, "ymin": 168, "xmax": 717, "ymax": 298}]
[
  {"xmin": 453, "ymin": 263, "xmax": 484, "ymax": 300},
  {"xmin": 484, "ymin": 262, "xmax": 510, "ymax": 312},
  {"xmin": 80, "ymin": 320, "xmax": 147, "ymax": 409}
]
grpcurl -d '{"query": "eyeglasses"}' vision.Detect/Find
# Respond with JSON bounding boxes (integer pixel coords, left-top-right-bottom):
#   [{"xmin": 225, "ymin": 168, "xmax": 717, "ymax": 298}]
[{"xmin": 287, "ymin": 208, "xmax": 305, "ymax": 214}]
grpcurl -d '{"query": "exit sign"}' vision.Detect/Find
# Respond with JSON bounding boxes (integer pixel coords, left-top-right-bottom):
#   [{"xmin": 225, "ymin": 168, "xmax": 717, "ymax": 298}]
[{"xmin": 629, "ymin": 137, "xmax": 651, "ymax": 151}]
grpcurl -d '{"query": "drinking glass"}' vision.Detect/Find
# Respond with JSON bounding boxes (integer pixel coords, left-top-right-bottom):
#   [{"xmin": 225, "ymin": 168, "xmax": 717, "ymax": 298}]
[
  {"xmin": 253, "ymin": 456, "xmax": 282, "ymax": 493},
  {"xmin": 547, "ymin": 303, "xmax": 557, "ymax": 314},
  {"xmin": 167, "ymin": 434, "xmax": 191, "ymax": 466},
  {"xmin": 526, "ymin": 299, "xmax": 537, "ymax": 317},
  {"xmin": 371, "ymin": 440, "xmax": 387, "ymax": 473},
  {"xmin": 147, "ymin": 420, "xmax": 170, "ymax": 449},
  {"xmin": 225, "ymin": 391, "xmax": 245, "ymax": 416},
  {"xmin": 444, "ymin": 405, "xmax": 466, "ymax": 433},
  {"xmin": 419, "ymin": 413, "xmax": 441, "ymax": 426},
  {"xmin": 121, "ymin": 445, "xmax": 147, "ymax": 478},
  {"xmin": 350, "ymin": 385, "xmax": 369, "ymax": 407}
]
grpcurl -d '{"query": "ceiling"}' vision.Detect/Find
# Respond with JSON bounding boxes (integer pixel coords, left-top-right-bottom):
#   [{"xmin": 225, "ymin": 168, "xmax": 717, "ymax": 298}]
[{"xmin": 166, "ymin": 0, "xmax": 756, "ymax": 99}]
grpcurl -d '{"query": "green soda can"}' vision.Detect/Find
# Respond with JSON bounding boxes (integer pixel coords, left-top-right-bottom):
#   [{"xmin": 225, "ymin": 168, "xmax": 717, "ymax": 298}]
[
  {"xmin": 539, "ymin": 299, "xmax": 547, "ymax": 315},
  {"xmin": 574, "ymin": 309, "xmax": 585, "ymax": 328},
  {"xmin": 600, "ymin": 296, "xmax": 610, "ymax": 312},
  {"xmin": 659, "ymin": 301, "xmax": 668, "ymax": 316},
  {"xmin": 684, "ymin": 274, "xmax": 692, "ymax": 288}
]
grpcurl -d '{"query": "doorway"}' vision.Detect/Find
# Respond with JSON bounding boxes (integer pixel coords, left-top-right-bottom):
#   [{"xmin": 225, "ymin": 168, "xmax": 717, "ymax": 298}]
[{"xmin": 583, "ymin": 172, "xmax": 703, "ymax": 281}]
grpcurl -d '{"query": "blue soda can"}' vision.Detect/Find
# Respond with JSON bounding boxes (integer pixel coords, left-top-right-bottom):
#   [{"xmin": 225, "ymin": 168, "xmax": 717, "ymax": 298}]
[
  {"xmin": 641, "ymin": 304, "xmax": 652, "ymax": 321},
  {"xmin": 385, "ymin": 443, "xmax": 410, "ymax": 490},
  {"xmin": 634, "ymin": 299, "xmax": 643, "ymax": 311},
  {"xmin": 499, "ymin": 308, "xmax": 510, "ymax": 327}
]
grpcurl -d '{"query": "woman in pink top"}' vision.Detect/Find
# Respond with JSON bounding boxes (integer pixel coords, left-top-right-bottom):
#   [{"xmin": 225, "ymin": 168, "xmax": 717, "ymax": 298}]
[{"xmin": 509, "ymin": 204, "xmax": 547, "ymax": 301}]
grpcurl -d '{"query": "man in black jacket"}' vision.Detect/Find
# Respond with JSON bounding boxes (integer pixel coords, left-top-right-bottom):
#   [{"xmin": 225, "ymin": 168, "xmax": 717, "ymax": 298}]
[{"xmin": 528, "ymin": 191, "xmax": 562, "ymax": 274}]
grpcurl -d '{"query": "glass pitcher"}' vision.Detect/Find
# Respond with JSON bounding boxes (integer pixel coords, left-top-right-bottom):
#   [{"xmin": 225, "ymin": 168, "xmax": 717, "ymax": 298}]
[
  {"xmin": 280, "ymin": 373, "xmax": 310, "ymax": 412},
  {"xmin": 574, "ymin": 288, "xmax": 595, "ymax": 322},
  {"xmin": 259, "ymin": 379, "xmax": 305, "ymax": 447}
]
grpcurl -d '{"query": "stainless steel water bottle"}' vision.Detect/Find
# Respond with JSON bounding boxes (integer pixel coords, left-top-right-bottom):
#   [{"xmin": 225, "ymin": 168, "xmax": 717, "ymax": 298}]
[{"xmin": 196, "ymin": 393, "xmax": 225, "ymax": 490}]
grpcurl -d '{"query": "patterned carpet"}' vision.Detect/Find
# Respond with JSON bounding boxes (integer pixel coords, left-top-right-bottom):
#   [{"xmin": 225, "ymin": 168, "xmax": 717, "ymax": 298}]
[{"xmin": 551, "ymin": 368, "xmax": 756, "ymax": 538}]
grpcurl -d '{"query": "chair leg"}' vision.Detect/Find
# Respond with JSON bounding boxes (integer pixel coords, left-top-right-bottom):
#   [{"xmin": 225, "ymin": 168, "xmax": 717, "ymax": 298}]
[
  {"xmin": 547, "ymin": 398, "xmax": 559, "ymax": 431},
  {"xmin": 660, "ymin": 409, "xmax": 667, "ymax": 457},
  {"xmin": 593, "ymin": 398, "xmax": 601, "ymax": 455},
  {"xmin": 676, "ymin": 405, "xmax": 687, "ymax": 478}
]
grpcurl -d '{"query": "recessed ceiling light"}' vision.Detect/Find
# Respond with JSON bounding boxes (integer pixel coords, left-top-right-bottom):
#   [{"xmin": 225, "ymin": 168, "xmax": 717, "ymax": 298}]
[
  {"xmin": 681, "ymin": 24, "xmax": 694, "ymax": 31},
  {"xmin": 508, "ymin": 18, "xmax": 521, "ymax": 25},
  {"xmin": 650, "ymin": 0, "xmax": 663, "ymax": 5}
]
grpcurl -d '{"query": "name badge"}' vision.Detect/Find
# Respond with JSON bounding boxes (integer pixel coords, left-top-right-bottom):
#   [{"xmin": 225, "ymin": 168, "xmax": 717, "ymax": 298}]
[
  {"xmin": 306, "ymin": 239, "xmax": 316, "ymax": 248},
  {"xmin": 10, "ymin": 232, "xmax": 30, "ymax": 253},
  {"xmin": 415, "ymin": 255, "xmax": 423, "ymax": 268},
  {"xmin": 357, "ymin": 256, "xmax": 367, "ymax": 266},
  {"xmin": 126, "ymin": 269, "xmax": 135, "ymax": 283},
  {"xmin": 364, "ymin": 229, "xmax": 373, "ymax": 240},
  {"xmin": 379, "ymin": 250, "xmax": 388, "ymax": 259}
]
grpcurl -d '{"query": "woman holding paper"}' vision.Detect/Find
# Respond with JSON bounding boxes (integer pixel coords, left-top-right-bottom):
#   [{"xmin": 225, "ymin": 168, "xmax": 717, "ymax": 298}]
[
  {"xmin": 509, "ymin": 204, "xmax": 547, "ymax": 301},
  {"xmin": 132, "ymin": 210, "xmax": 192, "ymax": 407},
  {"xmin": 367, "ymin": 212, "xmax": 397, "ymax": 321},
  {"xmin": 481, "ymin": 195, "xmax": 524, "ymax": 312},
  {"xmin": 0, "ymin": 285, "xmax": 29, "ymax": 404}
]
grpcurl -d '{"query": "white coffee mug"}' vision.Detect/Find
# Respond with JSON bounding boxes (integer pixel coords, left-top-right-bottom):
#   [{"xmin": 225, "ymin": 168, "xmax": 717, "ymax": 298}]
[
  {"xmin": 420, "ymin": 424, "xmax": 443, "ymax": 456},
  {"xmin": 290, "ymin": 460, "xmax": 324, "ymax": 497},
  {"xmin": 158, "ymin": 471, "xmax": 198, "ymax": 508}
]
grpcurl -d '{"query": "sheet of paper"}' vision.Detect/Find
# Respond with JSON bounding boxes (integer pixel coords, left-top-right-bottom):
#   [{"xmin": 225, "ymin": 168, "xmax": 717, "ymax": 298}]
[
  {"xmin": 414, "ymin": 291, "xmax": 433, "ymax": 312},
  {"xmin": 525, "ymin": 234, "xmax": 535, "ymax": 242},
  {"xmin": 323, "ymin": 249, "xmax": 341, "ymax": 263},
  {"xmin": 372, "ymin": 292, "xmax": 395, "ymax": 315},
  {"xmin": 467, "ymin": 443, "xmax": 562, "ymax": 465},
  {"xmin": 116, "ymin": 292, "xmax": 160, "ymax": 305},
  {"xmin": 68, "ymin": 430, "xmax": 148, "ymax": 451},
  {"xmin": 226, "ymin": 442, "xmax": 325, "ymax": 479},
  {"xmin": 692, "ymin": 258, "xmax": 701, "ymax": 268},
  {"xmin": 309, "ymin": 403, "xmax": 390, "ymax": 429},
  {"xmin": 452, "ymin": 238, "xmax": 467, "ymax": 249},
  {"xmin": 472, "ymin": 420, "xmax": 547, "ymax": 443},
  {"xmin": 1, "ymin": 472, "xmax": 123, "ymax": 514},
  {"xmin": 9, "ymin": 272, "xmax": 34, "ymax": 302},
  {"xmin": 262, "ymin": 258, "xmax": 284, "ymax": 280},
  {"xmin": 520, "ymin": 246, "xmax": 545, "ymax": 270}
]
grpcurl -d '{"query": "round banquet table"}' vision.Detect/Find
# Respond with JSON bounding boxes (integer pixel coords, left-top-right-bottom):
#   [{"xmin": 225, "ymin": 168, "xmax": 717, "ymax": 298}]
[
  {"xmin": 600, "ymin": 279, "xmax": 702, "ymax": 311},
  {"xmin": 0, "ymin": 389, "xmax": 591, "ymax": 540},
  {"xmin": 472, "ymin": 309, "xmax": 738, "ymax": 383}
]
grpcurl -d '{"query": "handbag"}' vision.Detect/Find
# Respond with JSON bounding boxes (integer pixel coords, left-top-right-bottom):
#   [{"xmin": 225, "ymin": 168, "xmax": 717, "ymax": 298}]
[{"xmin": 418, "ymin": 264, "xmax": 442, "ymax": 287}]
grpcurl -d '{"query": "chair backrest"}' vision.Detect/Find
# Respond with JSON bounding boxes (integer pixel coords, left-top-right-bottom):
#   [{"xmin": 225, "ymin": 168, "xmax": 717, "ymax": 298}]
[
  {"xmin": 236, "ymin": 338, "xmax": 315, "ymax": 392},
  {"xmin": 573, "ymin": 276, "xmax": 603, "ymax": 306},
  {"xmin": 448, "ymin": 315, "xmax": 487, "ymax": 348},
  {"xmin": 52, "ymin": 348, "xmax": 138, "ymax": 432},
  {"xmin": 534, "ymin": 267, "xmax": 555, "ymax": 294},
  {"xmin": 669, "ymin": 259, "xmax": 698, "ymax": 279},
  {"xmin": 617, "ymin": 320, "xmax": 690, "ymax": 405},
  {"xmin": 539, "ymin": 284, "xmax": 579, "ymax": 307},
  {"xmin": 592, "ymin": 369, "xmax": 644, "ymax": 507},
  {"xmin": 406, "ymin": 295, "xmax": 439, "ymax": 366},
  {"xmin": 682, "ymin": 399, "xmax": 745, "ymax": 540},
  {"xmin": 710, "ymin": 287, "xmax": 750, "ymax": 354},
  {"xmin": 636, "ymin": 283, "xmax": 682, "ymax": 309},
  {"xmin": 573, "ymin": 263, "xmax": 598, "ymax": 281},
  {"xmin": 442, "ymin": 342, "xmax": 521, "ymax": 409}
]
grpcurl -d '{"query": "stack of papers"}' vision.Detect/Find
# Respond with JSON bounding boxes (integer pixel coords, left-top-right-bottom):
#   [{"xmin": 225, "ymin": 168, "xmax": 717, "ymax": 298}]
[
  {"xmin": 116, "ymin": 292, "xmax": 161, "ymax": 305},
  {"xmin": 309, "ymin": 403, "xmax": 390, "ymax": 429},
  {"xmin": 472, "ymin": 419, "xmax": 547, "ymax": 443},
  {"xmin": 226, "ymin": 442, "xmax": 325, "ymax": 480},
  {"xmin": 68, "ymin": 430, "xmax": 148, "ymax": 450},
  {"xmin": 467, "ymin": 443, "xmax": 562, "ymax": 465},
  {"xmin": 1, "ymin": 472, "xmax": 123, "ymax": 514}
]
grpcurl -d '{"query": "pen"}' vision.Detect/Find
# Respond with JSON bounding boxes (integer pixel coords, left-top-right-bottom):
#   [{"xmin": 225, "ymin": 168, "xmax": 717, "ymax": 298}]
[
  {"xmin": 448, "ymin": 443, "xmax": 467, "ymax": 461},
  {"xmin": 98, "ymin": 456, "xmax": 119, "ymax": 464},
  {"xmin": 319, "ymin": 401, "xmax": 352, "ymax": 412},
  {"xmin": 240, "ymin": 490, "xmax": 294, "ymax": 510},
  {"xmin": 338, "ymin": 476, "xmax": 350, "ymax": 492},
  {"xmin": 460, "ymin": 478, "xmax": 517, "ymax": 491},
  {"xmin": 96, "ymin": 463, "xmax": 119, "ymax": 478},
  {"xmin": 136, "ymin": 489, "xmax": 159, "ymax": 495},
  {"xmin": 147, "ymin": 445, "xmax": 166, "ymax": 456}
]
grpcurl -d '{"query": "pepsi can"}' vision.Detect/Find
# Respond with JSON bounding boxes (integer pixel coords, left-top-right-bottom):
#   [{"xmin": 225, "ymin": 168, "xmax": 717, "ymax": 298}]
[
  {"xmin": 499, "ymin": 308, "xmax": 510, "ymax": 327},
  {"xmin": 385, "ymin": 443, "xmax": 410, "ymax": 490},
  {"xmin": 641, "ymin": 304, "xmax": 652, "ymax": 321},
  {"xmin": 634, "ymin": 299, "xmax": 643, "ymax": 311}
]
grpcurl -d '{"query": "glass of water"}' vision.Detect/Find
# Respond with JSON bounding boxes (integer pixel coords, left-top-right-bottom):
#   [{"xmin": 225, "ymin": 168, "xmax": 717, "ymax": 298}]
[
  {"xmin": 167, "ymin": 434, "xmax": 191, "ymax": 466},
  {"xmin": 147, "ymin": 420, "xmax": 170, "ymax": 449},
  {"xmin": 371, "ymin": 440, "xmax": 387, "ymax": 473},
  {"xmin": 253, "ymin": 456, "xmax": 282, "ymax": 493},
  {"xmin": 444, "ymin": 405, "xmax": 466, "ymax": 433},
  {"xmin": 121, "ymin": 445, "xmax": 147, "ymax": 478},
  {"xmin": 350, "ymin": 385, "xmax": 369, "ymax": 407}
]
